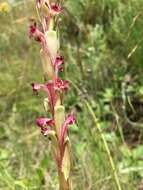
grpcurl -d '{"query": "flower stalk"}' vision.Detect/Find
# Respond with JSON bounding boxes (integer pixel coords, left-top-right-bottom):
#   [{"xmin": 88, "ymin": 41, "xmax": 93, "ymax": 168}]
[{"xmin": 29, "ymin": 1, "xmax": 76, "ymax": 189}]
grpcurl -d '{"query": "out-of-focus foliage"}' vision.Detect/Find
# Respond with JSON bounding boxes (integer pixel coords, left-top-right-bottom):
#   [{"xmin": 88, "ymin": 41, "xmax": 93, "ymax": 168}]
[{"xmin": 1, "ymin": 0, "xmax": 143, "ymax": 189}]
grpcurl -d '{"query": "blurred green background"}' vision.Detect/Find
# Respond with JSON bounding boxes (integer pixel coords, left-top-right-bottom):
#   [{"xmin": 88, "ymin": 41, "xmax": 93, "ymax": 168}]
[{"xmin": 1, "ymin": 0, "xmax": 143, "ymax": 189}]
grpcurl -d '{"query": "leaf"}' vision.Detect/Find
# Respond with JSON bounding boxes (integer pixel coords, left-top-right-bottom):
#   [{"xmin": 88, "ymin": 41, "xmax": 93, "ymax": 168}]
[
  {"xmin": 76, "ymin": 142, "xmax": 86, "ymax": 155},
  {"xmin": 103, "ymin": 88, "xmax": 114, "ymax": 103},
  {"xmin": 119, "ymin": 145, "xmax": 132, "ymax": 158},
  {"xmin": 132, "ymin": 145, "xmax": 143, "ymax": 159},
  {"xmin": 37, "ymin": 168, "xmax": 45, "ymax": 182},
  {"xmin": 15, "ymin": 181, "xmax": 28, "ymax": 189},
  {"xmin": 69, "ymin": 123, "xmax": 79, "ymax": 132},
  {"xmin": 103, "ymin": 132, "xmax": 117, "ymax": 143}
]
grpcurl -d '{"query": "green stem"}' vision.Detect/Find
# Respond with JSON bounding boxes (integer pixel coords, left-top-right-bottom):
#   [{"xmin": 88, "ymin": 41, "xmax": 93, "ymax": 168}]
[
  {"xmin": 70, "ymin": 80, "xmax": 122, "ymax": 190},
  {"xmin": 111, "ymin": 103, "xmax": 126, "ymax": 145},
  {"xmin": 85, "ymin": 100, "xmax": 122, "ymax": 190}
]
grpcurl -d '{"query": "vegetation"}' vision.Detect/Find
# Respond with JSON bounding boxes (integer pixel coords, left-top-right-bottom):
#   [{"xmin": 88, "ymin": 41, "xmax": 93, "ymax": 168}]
[{"xmin": 1, "ymin": 0, "xmax": 143, "ymax": 189}]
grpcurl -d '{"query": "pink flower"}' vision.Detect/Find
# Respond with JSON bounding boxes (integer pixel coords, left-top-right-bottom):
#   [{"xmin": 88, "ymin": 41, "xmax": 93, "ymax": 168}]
[
  {"xmin": 64, "ymin": 115, "xmax": 76, "ymax": 125},
  {"xmin": 50, "ymin": 3, "xmax": 63, "ymax": 16},
  {"xmin": 36, "ymin": 118, "xmax": 54, "ymax": 128},
  {"xmin": 54, "ymin": 78, "xmax": 69, "ymax": 91},
  {"xmin": 36, "ymin": 117, "xmax": 54, "ymax": 136},
  {"xmin": 29, "ymin": 22, "xmax": 45, "ymax": 43},
  {"xmin": 60, "ymin": 115, "xmax": 76, "ymax": 144},
  {"xmin": 31, "ymin": 82, "xmax": 58, "ymax": 115},
  {"xmin": 31, "ymin": 83, "xmax": 43, "ymax": 95},
  {"xmin": 44, "ymin": 82, "xmax": 57, "ymax": 115},
  {"xmin": 54, "ymin": 55, "xmax": 64, "ymax": 75},
  {"xmin": 31, "ymin": 80, "xmax": 69, "ymax": 114}
]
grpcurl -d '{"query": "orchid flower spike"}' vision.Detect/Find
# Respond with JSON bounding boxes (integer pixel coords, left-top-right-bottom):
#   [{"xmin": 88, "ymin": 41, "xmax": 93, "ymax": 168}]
[{"xmin": 30, "ymin": 0, "xmax": 77, "ymax": 189}]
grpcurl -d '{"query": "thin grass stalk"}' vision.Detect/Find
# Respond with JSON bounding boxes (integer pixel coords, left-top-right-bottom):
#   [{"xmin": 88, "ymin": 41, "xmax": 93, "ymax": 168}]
[
  {"xmin": 70, "ymin": 81, "xmax": 122, "ymax": 190},
  {"xmin": 85, "ymin": 100, "xmax": 122, "ymax": 190}
]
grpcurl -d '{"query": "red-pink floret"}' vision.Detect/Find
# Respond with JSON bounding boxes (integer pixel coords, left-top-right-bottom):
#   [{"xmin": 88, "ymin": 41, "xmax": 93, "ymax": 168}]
[
  {"xmin": 54, "ymin": 78, "xmax": 69, "ymax": 91},
  {"xmin": 50, "ymin": 3, "xmax": 63, "ymax": 15},
  {"xmin": 36, "ymin": 118, "xmax": 54, "ymax": 128},
  {"xmin": 54, "ymin": 55, "xmax": 64, "ymax": 67},
  {"xmin": 54, "ymin": 55, "xmax": 64, "ymax": 75},
  {"xmin": 60, "ymin": 115, "xmax": 76, "ymax": 144},
  {"xmin": 31, "ymin": 83, "xmax": 41, "ymax": 91},
  {"xmin": 29, "ymin": 23, "xmax": 45, "ymax": 43}
]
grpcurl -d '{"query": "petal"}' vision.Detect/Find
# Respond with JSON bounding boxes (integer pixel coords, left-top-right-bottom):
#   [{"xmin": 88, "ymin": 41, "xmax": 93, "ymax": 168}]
[
  {"xmin": 54, "ymin": 55, "xmax": 64, "ymax": 75},
  {"xmin": 54, "ymin": 55, "xmax": 64, "ymax": 68},
  {"xmin": 54, "ymin": 78, "xmax": 69, "ymax": 91},
  {"xmin": 56, "ymin": 80, "xmax": 69, "ymax": 90},
  {"xmin": 36, "ymin": 118, "xmax": 54, "ymax": 128},
  {"xmin": 41, "ymin": 127, "xmax": 50, "ymax": 136},
  {"xmin": 29, "ymin": 23, "xmax": 45, "ymax": 43},
  {"xmin": 31, "ymin": 83, "xmax": 42, "ymax": 95},
  {"xmin": 32, "ymin": 81, "xmax": 57, "ymax": 116},
  {"xmin": 50, "ymin": 3, "xmax": 63, "ymax": 15},
  {"xmin": 54, "ymin": 78, "xmax": 62, "ymax": 90},
  {"xmin": 31, "ymin": 83, "xmax": 41, "ymax": 90},
  {"xmin": 65, "ymin": 115, "xmax": 76, "ymax": 125},
  {"xmin": 29, "ymin": 22, "xmax": 37, "ymax": 35},
  {"xmin": 62, "ymin": 80, "xmax": 69, "ymax": 90},
  {"xmin": 60, "ymin": 115, "xmax": 76, "ymax": 144}
]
